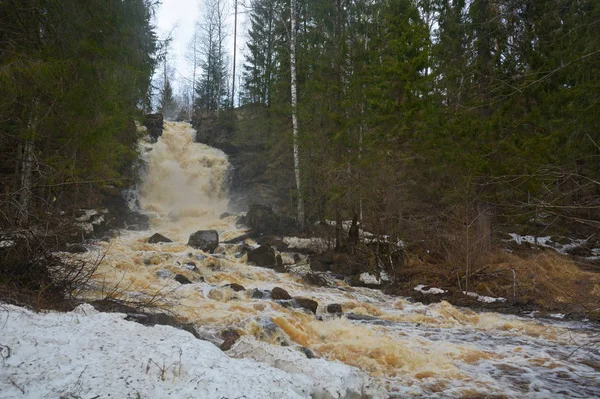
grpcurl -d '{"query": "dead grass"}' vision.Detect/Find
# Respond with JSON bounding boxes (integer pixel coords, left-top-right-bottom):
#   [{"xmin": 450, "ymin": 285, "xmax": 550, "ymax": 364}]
[{"xmin": 399, "ymin": 249, "xmax": 600, "ymax": 315}]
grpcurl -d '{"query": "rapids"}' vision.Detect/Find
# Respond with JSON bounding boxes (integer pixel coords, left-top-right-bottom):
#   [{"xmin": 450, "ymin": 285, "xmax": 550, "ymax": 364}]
[{"xmin": 81, "ymin": 122, "xmax": 600, "ymax": 398}]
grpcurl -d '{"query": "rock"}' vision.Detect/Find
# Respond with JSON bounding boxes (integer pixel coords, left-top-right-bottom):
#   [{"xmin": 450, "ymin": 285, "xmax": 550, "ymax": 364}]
[
  {"xmin": 295, "ymin": 298, "xmax": 318, "ymax": 314},
  {"xmin": 174, "ymin": 274, "xmax": 192, "ymax": 284},
  {"xmin": 220, "ymin": 328, "xmax": 241, "ymax": 351},
  {"xmin": 66, "ymin": 244, "xmax": 88, "ymax": 253},
  {"xmin": 247, "ymin": 245, "xmax": 276, "ymax": 267},
  {"xmin": 271, "ymin": 287, "xmax": 292, "ymax": 300},
  {"xmin": 251, "ymin": 288, "xmax": 265, "ymax": 299},
  {"xmin": 235, "ymin": 215, "xmax": 247, "ymax": 227},
  {"xmin": 148, "ymin": 233, "xmax": 173, "ymax": 244},
  {"xmin": 310, "ymin": 260, "xmax": 329, "ymax": 272},
  {"xmin": 155, "ymin": 269, "xmax": 173, "ymax": 279},
  {"xmin": 346, "ymin": 313, "xmax": 379, "ymax": 321},
  {"xmin": 183, "ymin": 261, "xmax": 197, "ymax": 271},
  {"xmin": 299, "ymin": 347, "xmax": 315, "ymax": 359},
  {"xmin": 91, "ymin": 299, "xmax": 200, "ymax": 339},
  {"xmin": 224, "ymin": 283, "xmax": 246, "ymax": 292},
  {"xmin": 125, "ymin": 212, "xmax": 150, "ymax": 231},
  {"xmin": 326, "ymin": 304, "xmax": 343, "ymax": 314},
  {"xmin": 302, "ymin": 271, "xmax": 332, "ymax": 287},
  {"xmin": 219, "ymin": 212, "xmax": 232, "ymax": 219},
  {"xmin": 275, "ymin": 254, "xmax": 286, "ymax": 273},
  {"xmin": 293, "ymin": 254, "xmax": 302, "ymax": 263},
  {"xmin": 245, "ymin": 204, "xmax": 297, "ymax": 235},
  {"xmin": 188, "ymin": 230, "xmax": 219, "ymax": 252},
  {"xmin": 143, "ymin": 113, "xmax": 164, "ymax": 143}
]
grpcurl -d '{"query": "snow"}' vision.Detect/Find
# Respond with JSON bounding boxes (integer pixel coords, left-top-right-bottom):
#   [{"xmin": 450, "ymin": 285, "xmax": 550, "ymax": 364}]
[
  {"xmin": 414, "ymin": 285, "xmax": 447, "ymax": 295},
  {"xmin": 462, "ymin": 291, "xmax": 507, "ymax": 303},
  {"xmin": 507, "ymin": 233, "xmax": 588, "ymax": 255},
  {"xmin": 0, "ymin": 303, "xmax": 386, "ymax": 399},
  {"xmin": 0, "ymin": 240, "xmax": 15, "ymax": 248},
  {"xmin": 360, "ymin": 272, "xmax": 381, "ymax": 285},
  {"xmin": 284, "ymin": 236, "xmax": 329, "ymax": 252}
]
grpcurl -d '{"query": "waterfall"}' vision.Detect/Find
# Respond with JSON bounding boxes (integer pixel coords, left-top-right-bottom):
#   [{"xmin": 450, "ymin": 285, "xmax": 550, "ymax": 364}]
[{"xmin": 137, "ymin": 121, "xmax": 230, "ymax": 239}]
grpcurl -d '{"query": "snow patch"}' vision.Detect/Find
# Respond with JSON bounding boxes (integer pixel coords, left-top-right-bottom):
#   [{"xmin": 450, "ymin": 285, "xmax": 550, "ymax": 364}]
[
  {"xmin": 360, "ymin": 272, "xmax": 381, "ymax": 285},
  {"xmin": 284, "ymin": 237, "xmax": 329, "ymax": 253},
  {"xmin": 462, "ymin": 291, "xmax": 507, "ymax": 303},
  {"xmin": 414, "ymin": 285, "xmax": 447, "ymax": 295},
  {"xmin": 229, "ymin": 336, "xmax": 387, "ymax": 399},
  {"xmin": 0, "ymin": 240, "xmax": 15, "ymax": 248},
  {"xmin": 0, "ymin": 304, "xmax": 387, "ymax": 399}
]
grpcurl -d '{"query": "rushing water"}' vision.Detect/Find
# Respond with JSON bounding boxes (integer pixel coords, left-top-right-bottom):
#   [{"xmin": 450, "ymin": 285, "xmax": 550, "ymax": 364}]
[{"xmin": 82, "ymin": 122, "xmax": 600, "ymax": 398}]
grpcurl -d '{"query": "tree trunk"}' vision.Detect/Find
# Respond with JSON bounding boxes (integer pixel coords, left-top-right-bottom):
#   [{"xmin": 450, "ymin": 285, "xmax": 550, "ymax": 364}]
[{"xmin": 290, "ymin": 0, "xmax": 304, "ymax": 228}]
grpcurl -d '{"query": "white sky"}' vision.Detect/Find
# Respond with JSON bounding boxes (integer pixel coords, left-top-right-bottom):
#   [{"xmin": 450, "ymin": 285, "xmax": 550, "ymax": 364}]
[{"xmin": 155, "ymin": 0, "xmax": 247, "ymax": 96}]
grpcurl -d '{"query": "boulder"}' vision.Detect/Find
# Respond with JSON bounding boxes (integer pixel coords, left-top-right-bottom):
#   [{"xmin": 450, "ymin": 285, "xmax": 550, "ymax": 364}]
[
  {"xmin": 302, "ymin": 271, "xmax": 332, "ymax": 287},
  {"xmin": 245, "ymin": 204, "xmax": 297, "ymax": 235},
  {"xmin": 251, "ymin": 288, "xmax": 265, "ymax": 299},
  {"xmin": 188, "ymin": 230, "xmax": 219, "ymax": 252},
  {"xmin": 143, "ymin": 113, "xmax": 164, "ymax": 143},
  {"xmin": 220, "ymin": 329, "xmax": 241, "ymax": 351},
  {"xmin": 174, "ymin": 274, "xmax": 192, "ymax": 285},
  {"xmin": 219, "ymin": 212, "xmax": 232, "ymax": 219},
  {"xmin": 148, "ymin": 233, "xmax": 173, "ymax": 244},
  {"xmin": 247, "ymin": 245, "xmax": 276, "ymax": 267},
  {"xmin": 224, "ymin": 283, "xmax": 246, "ymax": 292},
  {"xmin": 125, "ymin": 213, "xmax": 150, "ymax": 231},
  {"xmin": 295, "ymin": 298, "xmax": 318, "ymax": 314},
  {"xmin": 66, "ymin": 244, "xmax": 88, "ymax": 254},
  {"xmin": 271, "ymin": 287, "xmax": 292, "ymax": 300},
  {"xmin": 326, "ymin": 304, "xmax": 343, "ymax": 314}
]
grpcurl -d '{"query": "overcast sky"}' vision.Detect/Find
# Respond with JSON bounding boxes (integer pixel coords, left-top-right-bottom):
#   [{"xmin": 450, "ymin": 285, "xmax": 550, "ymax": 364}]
[{"xmin": 155, "ymin": 0, "xmax": 247, "ymax": 96}]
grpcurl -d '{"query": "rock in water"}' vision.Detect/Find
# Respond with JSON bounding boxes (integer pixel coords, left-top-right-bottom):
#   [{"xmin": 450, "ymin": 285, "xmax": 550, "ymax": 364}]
[
  {"xmin": 188, "ymin": 230, "xmax": 219, "ymax": 252},
  {"xmin": 247, "ymin": 245, "xmax": 276, "ymax": 267},
  {"xmin": 326, "ymin": 304, "xmax": 343, "ymax": 314},
  {"xmin": 271, "ymin": 287, "xmax": 292, "ymax": 300},
  {"xmin": 295, "ymin": 298, "xmax": 318, "ymax": 314},
  {"xmin": 174, "ymin": 274, "xmax": 192, "ymax": 285},
  {"xmin": 148, "ymin": 233, "xmax": 173, "ymax": 244},
  {"xmin": 143, "ymin": 113, "xmax": 164, "ymax": 143}
]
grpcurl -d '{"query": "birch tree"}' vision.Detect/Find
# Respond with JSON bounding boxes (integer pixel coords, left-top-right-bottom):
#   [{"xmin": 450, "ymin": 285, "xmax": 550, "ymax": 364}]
[{"xmin": 290, "ymin": 0, "xmax": 304, "ymax": 227}]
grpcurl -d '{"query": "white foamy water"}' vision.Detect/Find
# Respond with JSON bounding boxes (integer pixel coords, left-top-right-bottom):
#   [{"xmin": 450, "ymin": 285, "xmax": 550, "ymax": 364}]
[{"xmin": 68, "ymin": 122, "xmax": 600, "ymax": 398}]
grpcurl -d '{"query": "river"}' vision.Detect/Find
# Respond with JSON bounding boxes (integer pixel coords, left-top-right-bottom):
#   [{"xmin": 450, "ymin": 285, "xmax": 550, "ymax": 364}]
[{"xmin": 80, "ymin": 122, "xmax": 600, "ymax": 398}]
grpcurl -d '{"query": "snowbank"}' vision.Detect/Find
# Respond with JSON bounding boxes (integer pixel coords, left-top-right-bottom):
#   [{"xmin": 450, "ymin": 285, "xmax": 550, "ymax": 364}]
[{"xmin": 0, "ymin": 304, "xmax": 386, "ymax": 399}]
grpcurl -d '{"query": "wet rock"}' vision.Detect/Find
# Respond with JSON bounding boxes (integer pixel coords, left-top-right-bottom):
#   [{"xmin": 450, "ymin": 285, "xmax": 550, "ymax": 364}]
[
  {"xmin": 91, "ymin": 299, "xmax": 200, "ymax": 339},
  {"xmin": 214, "ymin": 246, "xmax": 226, "ymax": 255},
  {"xmin": 147, "ymin": 233, "xmax": 173, "ymax": 244},
  {"xmin": 66, "ymin": 244, "xmax": 88, "ymax": 253},
  {"xmin": 174, "ymin": 274, "xmax": 192, "ymax": 285},
  {"xmin": 125, "ymin": 213, "xmax": 150, "ymax": 231},
  {"xmin": 224, "ymin": 283, "xmax": 246, "ymax": 292},
  {"xmin": 271, "ymin": 287, "xmax": 292, "ymax": 300},
  {"xmin": 295, "ymin": 298, "xmax": 318, "ymax": 314},
  {"xmin": 251, "ymin": 288, "xmax": 265, "ymax": 299},
  {"xmin": 220, "ymin": 328, "xmax": 241, "ymax": 351},
  {"xmin": 235, "ymin": 215, "xmax": 246, "ymax": 227},
  {"xmin": 183, "ymin": 261, "xmax": 197, "ymax": 271},
  {"xmin": 256, "ymin": 236, "xmax": 289, "ymax": 252},
  {"xmin": 143, "ymin": 113, "xmax": 164, "ymax": 143},
  {"xmin": 275, "ymin": 254, "xmax": 286, "ymax": 273},
  {"xmin": 346, "ymin": 313, "xmax": 379, "ymax": 321},
  {"xmin": 293, "ymin": 254, "xmax": 302, "ymax": 263},
  {"xmin": 245, "ymin": 204, "xmax": 297, "ymax": 235},
  {"xmin": 188, "ymin": 230, "xmax": 219, "ymax": 252},
  {"xmin": 247, "ymin": 245, "xmax": 276, "ymax": 267},
  {"xmin": 302, "ymin": 271, "xmax": 332, "ymax": 287},
  {"xmin": 155, "ymin": 269, "xmax": 173, "ymax": 279},
  {"xmin": 326, "ymin": 304, "xmax": 343, "ymax": 314},
  {"xmin": 299, "ymin": 347, "xmax": 315, "ymax": 359},
  {"xmin": 310, "ymin": 260, "xmax": 329, "ymax": 272},
  {"xmin": 219, "ymin": 212, "xmax": 232, "ymax": 219}
]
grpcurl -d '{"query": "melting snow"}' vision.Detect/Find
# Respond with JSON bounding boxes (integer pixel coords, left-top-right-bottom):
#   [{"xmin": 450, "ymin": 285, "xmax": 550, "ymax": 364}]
[
  {"xmin": 414, "ymin": 285, "xmax": 447, "ymax": 295},
  {"xmin": 463, "ymin": 291, "xmax": 507, "ymax": 303},
  {"xmin": 360, "ymin": 272, "xmax": 381, "ymax": 285},
  {"xmin": 0, "ymin": 304, "xmax": 386, "ymax": 399}
]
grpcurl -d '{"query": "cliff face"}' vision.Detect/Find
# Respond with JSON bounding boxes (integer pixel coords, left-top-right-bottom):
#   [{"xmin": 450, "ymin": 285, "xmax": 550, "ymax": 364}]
[{"xmin": 192, "ymin": 110, "xmax": 292, "ymax": 213}]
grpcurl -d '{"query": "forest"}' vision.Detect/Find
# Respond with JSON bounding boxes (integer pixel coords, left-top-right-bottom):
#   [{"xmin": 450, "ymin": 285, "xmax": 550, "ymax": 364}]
[{"xmin": 1, "ymin": 0, "xmax": 599, "ymax": 306}]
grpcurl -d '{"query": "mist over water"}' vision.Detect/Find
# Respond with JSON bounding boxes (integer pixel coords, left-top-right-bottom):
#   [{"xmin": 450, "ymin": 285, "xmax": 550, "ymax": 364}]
[
  {"xmin": 81, "ymin": 122, "xmax": 600, "ymax": 398},
  {"xmin": 138, "ymin": 122, "xmax": 230, "ymax": 240}
]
